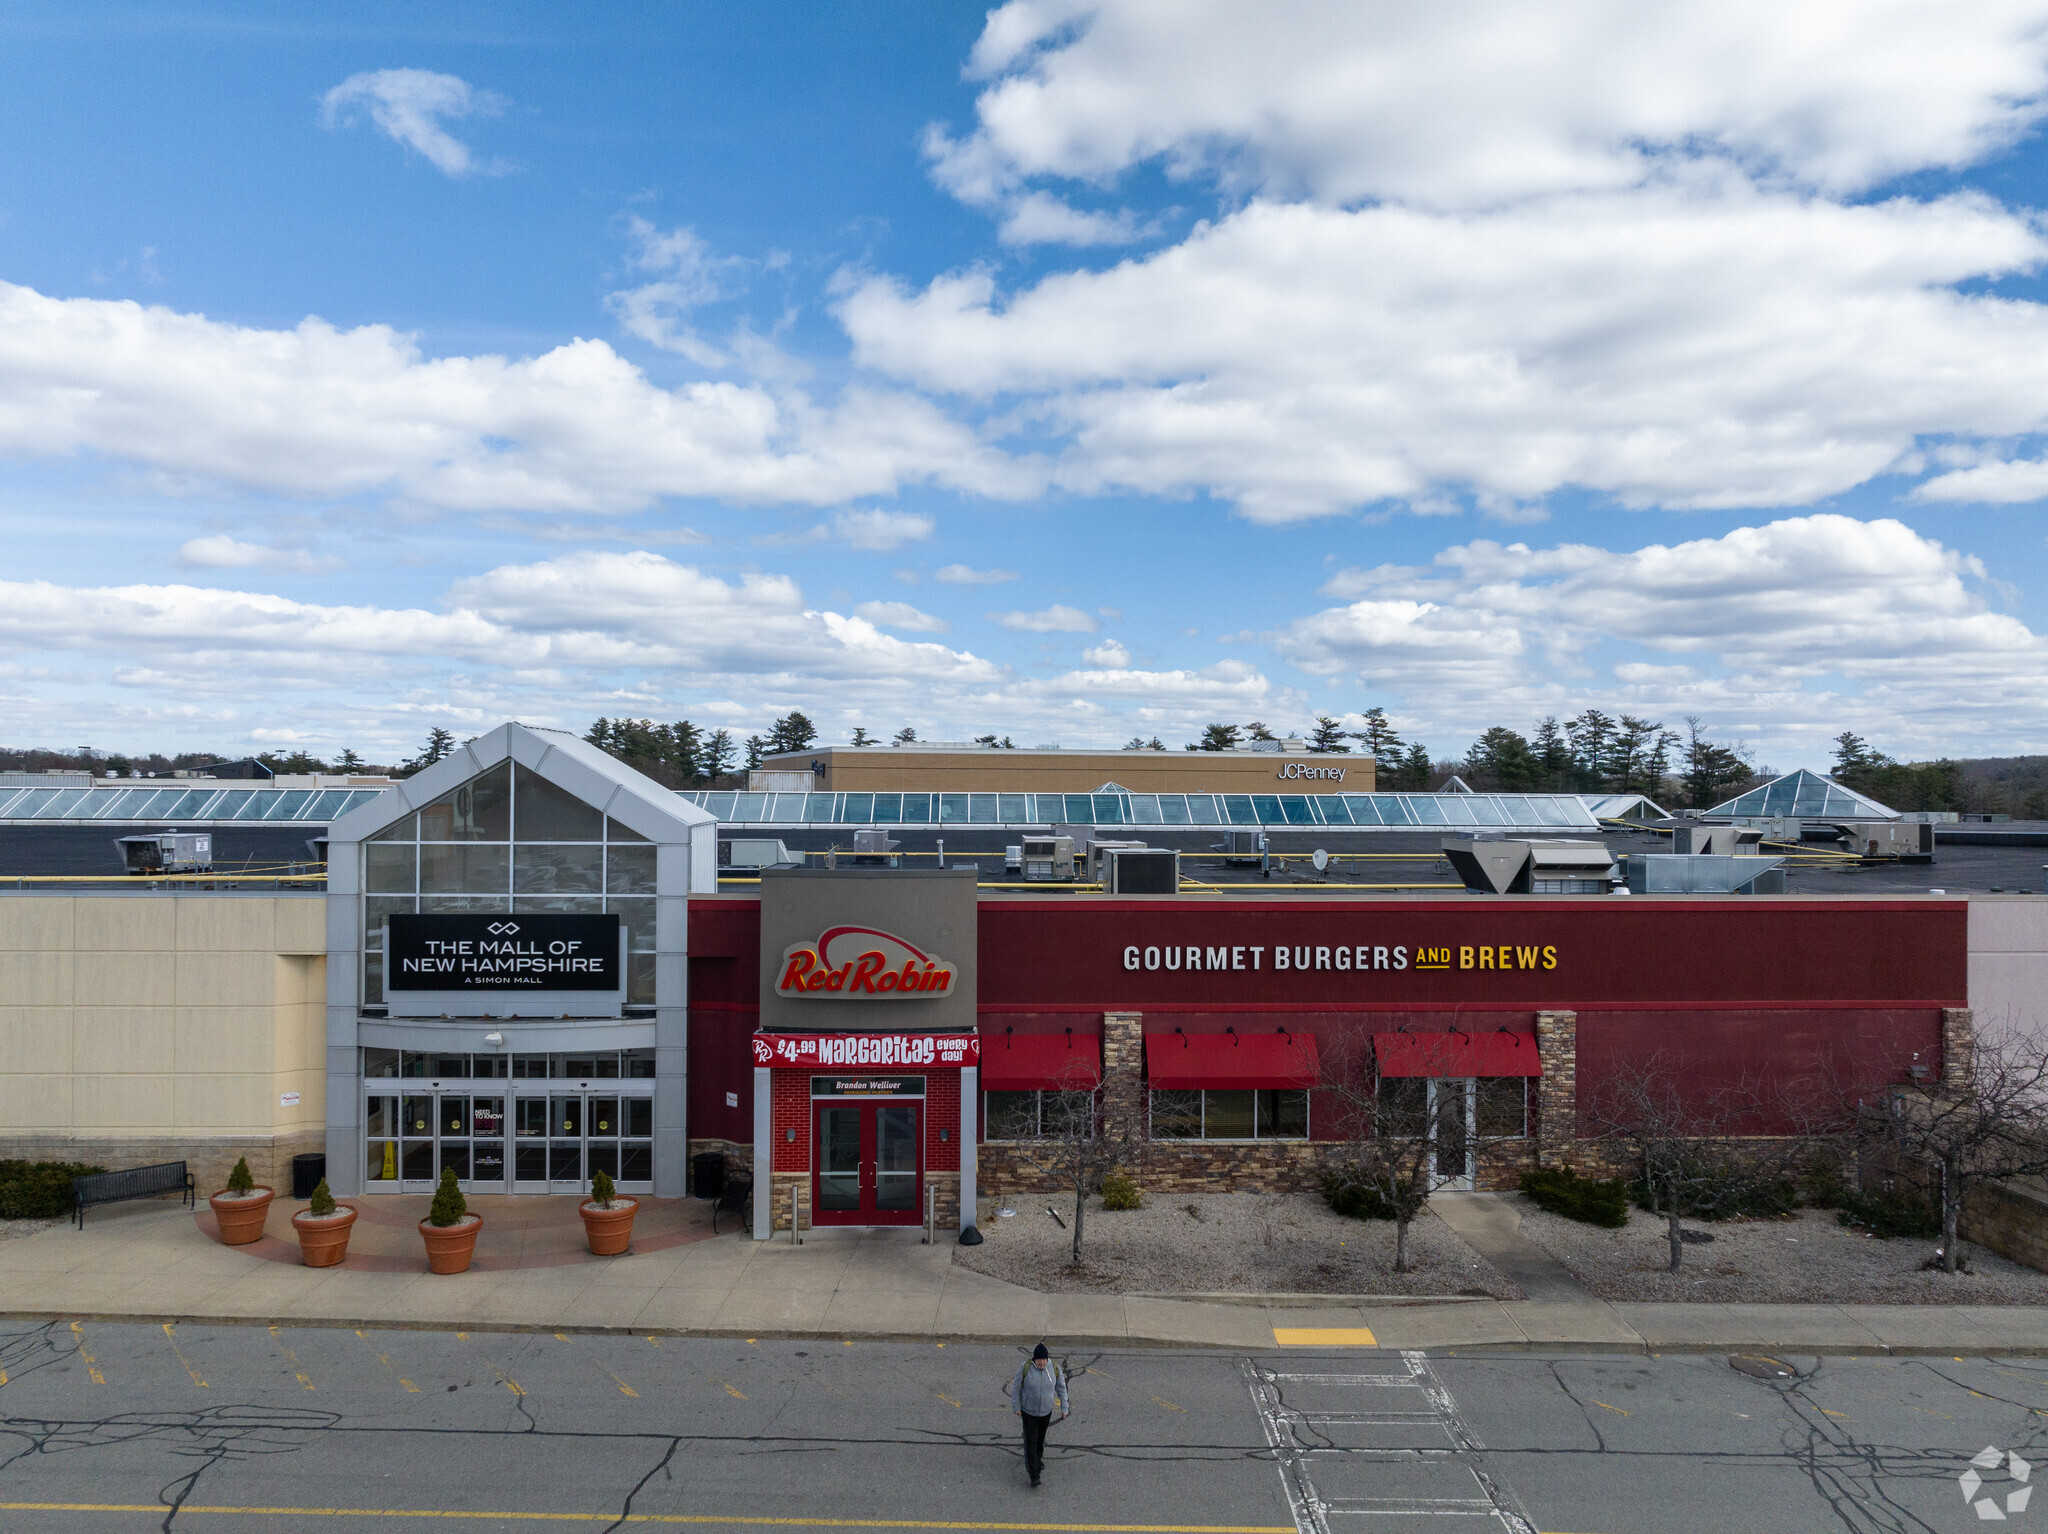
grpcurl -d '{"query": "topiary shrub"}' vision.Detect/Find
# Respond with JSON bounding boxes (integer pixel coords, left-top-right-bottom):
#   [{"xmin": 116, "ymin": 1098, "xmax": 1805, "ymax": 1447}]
[
  {"xmin": 308, "ymin": 1179, "xmax": 337, "ymax": 1217},
  {"xmin": 428, "ymin": 1166, "xmax": 468, "ymax": 1227},
  {"xmin": 1320, "ymin": 1172, "xmax": 1401, "ymax": 1221},
  {"xmin": 0, "ymin": 1160, "xmax": 107, "ymax": 1220},
  {"xmin": 225, "ymin": 1156, "xmax": 255, "ymax": 1195},
  {"xmin": 1099, "ymin": 1172, "xmax": 1142, "ymax": 1210},
  {"xmin": 590, "ymin": 1169, "xmax": 617, "ymax": 1209},
  {"xmin": 1520, "ymin": 1167, "xmax": 1630, "ymax": 1227},
  {"xmin": 1837, "ymin": 1187, "xmax": 1941, "ymax": 1239}
]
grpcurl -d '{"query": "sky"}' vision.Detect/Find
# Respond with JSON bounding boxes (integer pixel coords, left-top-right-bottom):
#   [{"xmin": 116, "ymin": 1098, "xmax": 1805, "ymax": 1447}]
[{"xmin": 6, "ymin": 2, "xmax": 2048, "ymax": 771}]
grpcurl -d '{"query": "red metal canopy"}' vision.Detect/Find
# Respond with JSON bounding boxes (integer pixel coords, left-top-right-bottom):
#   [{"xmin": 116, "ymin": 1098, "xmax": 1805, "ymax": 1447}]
[
  {"xmin": 1373, "ymin": 1032, "xmax": 1541, "ymax": 1078},
  {"xmin": 981, "ymin": 1032, "xmax": 1102, "ymax": 1091},
  {"xmin": 1145, "ymin": 1030, "xmax": 1320, "ymax": 1090}
]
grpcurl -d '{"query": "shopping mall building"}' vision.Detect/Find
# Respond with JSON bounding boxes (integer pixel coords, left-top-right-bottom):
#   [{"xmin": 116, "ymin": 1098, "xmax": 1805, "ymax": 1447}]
[{"xmin": 0, "ymin": 721, "xmax": 2035, "ymax": 1240}]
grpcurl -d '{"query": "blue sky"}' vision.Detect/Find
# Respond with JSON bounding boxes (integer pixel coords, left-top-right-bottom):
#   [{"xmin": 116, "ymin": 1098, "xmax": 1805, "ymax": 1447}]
[{"xmin": 5, "ymin": 2, "xmax": 2048, "ymax": 770}]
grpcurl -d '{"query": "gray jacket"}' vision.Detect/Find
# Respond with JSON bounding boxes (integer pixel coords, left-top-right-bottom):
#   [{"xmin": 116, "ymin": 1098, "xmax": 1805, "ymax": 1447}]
[{"xmin": 1012, "ymin": 1358, "xmax": 1070, "ymax": 1417}]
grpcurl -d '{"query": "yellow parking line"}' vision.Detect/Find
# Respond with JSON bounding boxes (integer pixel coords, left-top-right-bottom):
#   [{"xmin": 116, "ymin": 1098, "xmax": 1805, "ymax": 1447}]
[
  {"xmin": 269, "ymin": 1327, "xmax": 315, "ymax": 1392},
  {"xmin": 356, "ymin": 1331, "xmax": 420, "ymax": 1394},
  {"xmin": 161, "ymin": 1324, "xmax": 208, "ymax": 1387},
  {"xmin": 1271, "ymin": 1327, "xmax": 1376, "ymax": 1348},
  {"xmin": 70, "ymin": 1322, "xmax": 104, "ymax": 1386},
  {"xmin": 0, "ymin": 1508, "xmax": 1292, "ymax": 1531}
]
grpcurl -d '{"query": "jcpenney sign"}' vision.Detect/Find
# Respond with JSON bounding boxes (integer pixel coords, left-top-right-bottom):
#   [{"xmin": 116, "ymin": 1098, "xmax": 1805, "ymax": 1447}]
[{"xmin": 1276, "ymin": 762, "xmax": 1345, "ymax": 781}]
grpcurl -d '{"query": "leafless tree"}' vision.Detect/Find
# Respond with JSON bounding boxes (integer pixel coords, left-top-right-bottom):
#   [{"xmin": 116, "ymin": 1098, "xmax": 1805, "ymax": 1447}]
[
  {"xmin": 1004, "ymin": 1059, "xmax": 1134, "ymax": 1264},
  {"xmin": 1319, "ymin": 1032, "xmax": 1467, "ymax": 1274},
  {"xmin": 1587, "ymin": 1052, "xmax": 1826, "ymax": 1273},
  {"xmin": 1866, "ymin": 1033, "xmax": 2048, "ymax": 1273}
]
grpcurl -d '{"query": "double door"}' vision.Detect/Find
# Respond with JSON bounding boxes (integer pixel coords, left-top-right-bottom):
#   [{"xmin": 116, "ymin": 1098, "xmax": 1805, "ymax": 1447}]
[
  {"xmin": 366, "ymin": 1086, "xmax": 652, "ymax": 1194},
  {"xmin": 812, "ymin": 1100, "xmax": 922, "ymax": 1225},
  {"xmin": 367, "ymin": 1092, "xmax": 506, "ymax": 1191},
  {"xmin": 513, "ymin": 1090, "xmax": 654, "ymax": 1194},
  {"xmin": 1428, "ymin": 1078, "xmax": 1474, "ymax": 1191}
]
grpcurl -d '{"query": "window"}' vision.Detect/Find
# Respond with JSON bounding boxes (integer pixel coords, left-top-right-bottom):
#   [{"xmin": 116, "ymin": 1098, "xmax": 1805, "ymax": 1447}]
[
  {"xmin": 1148, "ymin": 1089, "xmax": 1308, "ymax": 1139},
  {"xmin": 983, "ymin": 1090, "xmax": 1096, "ymax": 1139},
  {"xmin": 1475, "ymin": 1078, "xmax": 1527, "ymax": 1138}
]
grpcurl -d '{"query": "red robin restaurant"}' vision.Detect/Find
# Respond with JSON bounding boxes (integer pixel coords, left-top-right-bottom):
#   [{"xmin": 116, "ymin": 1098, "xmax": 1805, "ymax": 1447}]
[{"xmin": 684, "ymin": 869, "xmax": 1969, "ymax": 1241}]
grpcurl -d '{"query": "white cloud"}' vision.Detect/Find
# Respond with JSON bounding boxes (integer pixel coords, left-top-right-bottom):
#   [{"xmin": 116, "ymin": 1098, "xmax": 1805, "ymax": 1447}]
[
  {"xmin": 989, "ymin": 603, "xmax": 1098, "ymax": 633},
  {"xmin": 833, "ymin": 509, "xmax": 935, "ymax": 551},
  {"xmin": 320, "ymin": 69, "xmax": 507, "ymax": 178},
  {"xmin": 995, "ymin": 192, "xmax": 1150, "ymax": 247},
  {"xmin": 855, "ymin": 600, "xmax": 950, "ymax": 633},
  {"xmin": 940, "ymin": 1, "xmax": 2048, "ymax": 209},
  {"xmin": 0, "ymin": 280, "xmax": 1035, "ymax": 513},
  {"xmin": 1914, "ymin": 456, "xmax": 2048, "ymax": 505},
  {"xmin": 844, "ymin": 183, "xmax": 2048, "ymax": 521},
  {"xmin": 605, "ymin": 218, "xmax": 744, "ymax": 367},
  {"xmin": 1081, "ymin": 638, "xmax": 1130, "ymax": 666},
  {"xmin": 935, "ymin": 563, "xmax": 1020, "ymax": 585},
  {"xmin": 1272, "ymin": 514, "xmax": 2048, "ymax": 756},
  {"xmin": 177, "ymin": 535, "xmax": 345, "ymax": 574}
]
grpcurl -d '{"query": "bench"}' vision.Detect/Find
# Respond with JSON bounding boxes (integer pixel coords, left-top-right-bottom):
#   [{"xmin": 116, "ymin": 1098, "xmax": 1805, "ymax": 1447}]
[{"xmin": 73, "ymin": 1162, "xmax": 195, "ymax": 1228}]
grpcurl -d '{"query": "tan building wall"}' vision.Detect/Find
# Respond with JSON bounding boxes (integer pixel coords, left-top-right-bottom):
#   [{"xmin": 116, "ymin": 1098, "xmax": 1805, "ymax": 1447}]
[
  {"xmin": 759, "ymin": 747, "xmax": 1375, "ymax": 795},
  {"xmin": 0, "ymin": 894, "xmax": 327, "ymax": 1194}
]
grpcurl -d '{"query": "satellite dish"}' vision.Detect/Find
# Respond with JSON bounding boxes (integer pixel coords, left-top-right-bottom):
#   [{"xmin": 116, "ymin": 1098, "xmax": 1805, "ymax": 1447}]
[{"xmin": 1312, "ymin": 848, "xmax": 1329, "ymax": 872}]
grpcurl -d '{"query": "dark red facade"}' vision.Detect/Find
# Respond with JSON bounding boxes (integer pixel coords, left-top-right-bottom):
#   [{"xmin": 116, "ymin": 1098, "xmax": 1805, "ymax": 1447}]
[{"xmin": 687, "ymin": 896, "xmax": 1966, "ymax": 1147}]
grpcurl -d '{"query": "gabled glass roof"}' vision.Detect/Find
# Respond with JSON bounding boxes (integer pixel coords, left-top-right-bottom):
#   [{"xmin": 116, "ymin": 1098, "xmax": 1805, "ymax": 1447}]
[{"xmin": 1701, "ymin": 769, "xmax": 1897, "ymax": 822}]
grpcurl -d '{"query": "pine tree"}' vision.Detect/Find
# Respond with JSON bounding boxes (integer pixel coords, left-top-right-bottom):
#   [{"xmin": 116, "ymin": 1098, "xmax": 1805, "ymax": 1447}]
[
  {"xmin": 336, "ymin": 748, "xmax": 365, "ymax": 772},
  {"xmin": 744, "ymin": 734, "xmax": 766, "ymax": 771},
  {"xmin": 850, "ymin": 727, "xmax": 875, "ymax": 746},
  {"xmin": 1309, "ymin": 715, "xmax": 1352, "ymax": 753},
  {"xmin": 1196, "ymin": 723, "xmax": 1241, "ymax": 751},
  {"xmin": 766, "ymin": 711, "xmax": 818, "ymax": 755},
  {"xmin": 1532, "ymin": 717, "xmax": 1571, "ymax": 788},
  {"xmin": 1352, "ymin": 707, "xmax": 1402, "ymax": 762},
  {"xmin": 1244, "ymin": 720, "xmax": 1277, "ymax": 742},
  {"xmin": 701, "ymin": 729, "xmax": 736, "ymax": 783},
  {"xmin": 892, "ymin": 727, "xmax": 918, "ymax": 745}
]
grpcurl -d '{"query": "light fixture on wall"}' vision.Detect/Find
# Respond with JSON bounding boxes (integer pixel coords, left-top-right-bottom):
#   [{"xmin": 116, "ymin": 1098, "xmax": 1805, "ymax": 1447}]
[{"xmin": 483, "ymin": 1032, "xmax": 505, "ymax": 1047}]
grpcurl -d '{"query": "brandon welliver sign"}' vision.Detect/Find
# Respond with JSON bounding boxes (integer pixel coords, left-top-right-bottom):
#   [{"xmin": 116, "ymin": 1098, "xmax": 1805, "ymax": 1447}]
[{"xmin": 776, "ymin": 925, "xmax": 958, "ymax": 1000}]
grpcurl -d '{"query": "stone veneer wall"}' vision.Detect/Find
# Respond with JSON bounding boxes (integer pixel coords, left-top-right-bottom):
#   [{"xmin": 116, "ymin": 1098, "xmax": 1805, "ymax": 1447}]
[
  {"xmin": 1943, "ymin": 1007, "xmax": 1976, "ymax": 1093},
  {"xmin": 1533, "ymin": 1010, "xmax": 1577, "ymax": 1167},
  {"xmin": 764, "ymin": 1168, "xmax": 960, "ymax": 1232}
]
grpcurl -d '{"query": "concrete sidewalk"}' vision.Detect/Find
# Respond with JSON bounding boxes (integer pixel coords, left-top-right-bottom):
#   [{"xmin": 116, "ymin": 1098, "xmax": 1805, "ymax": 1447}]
[{"xmin": 8, "ymin": 1198, "xmax": 2048, "ymax": 1356}]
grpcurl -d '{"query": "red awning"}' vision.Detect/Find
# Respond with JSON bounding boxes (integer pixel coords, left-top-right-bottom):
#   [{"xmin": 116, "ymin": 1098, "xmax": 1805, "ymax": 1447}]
[
  {"xmin": 1373, "ymin": 1032, "xmax": 1541, "ymax": 1078},
  {"xmin": 1145, "ymin": 1030, "xmax": 1320, "ymax": 1090},
  {"xmin": 981, "ymin": 1032, "xmax": 1103, "ymax": 1091}
]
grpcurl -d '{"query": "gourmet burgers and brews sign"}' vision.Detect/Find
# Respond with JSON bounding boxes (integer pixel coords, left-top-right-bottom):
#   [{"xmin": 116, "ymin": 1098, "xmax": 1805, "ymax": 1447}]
[{"xmin": 776, "ymin": 926, "xmax": 957, "ymax": 1000}]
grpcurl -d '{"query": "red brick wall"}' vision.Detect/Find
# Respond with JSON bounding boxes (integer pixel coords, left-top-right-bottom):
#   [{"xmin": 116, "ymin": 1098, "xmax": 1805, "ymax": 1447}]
[
  {"xmin": 927, "ymin": 1068, "xmax": 960, "ymax": 1170},
  {"xmin": 770, "ymin": 1070, "xmax": 810, "ymax": 1173}
]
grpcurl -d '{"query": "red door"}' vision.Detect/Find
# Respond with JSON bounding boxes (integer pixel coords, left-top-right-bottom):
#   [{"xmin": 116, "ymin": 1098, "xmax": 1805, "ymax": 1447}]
[{"xmin": 812, "ymin": 1099, "xmax": 923, "ymax": 1226}]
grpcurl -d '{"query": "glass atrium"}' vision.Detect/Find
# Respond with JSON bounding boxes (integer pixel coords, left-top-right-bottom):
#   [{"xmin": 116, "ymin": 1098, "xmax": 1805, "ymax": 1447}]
[{"xmin": 1701, "ymin": 769, "xmax": 1898, "ymax": 822}]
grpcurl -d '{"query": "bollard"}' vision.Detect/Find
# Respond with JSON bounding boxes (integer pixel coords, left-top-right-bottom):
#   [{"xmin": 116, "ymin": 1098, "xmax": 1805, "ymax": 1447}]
[{"xmin": 790, "ymin": 1180, "xmax": 803, "ymax": 1245}]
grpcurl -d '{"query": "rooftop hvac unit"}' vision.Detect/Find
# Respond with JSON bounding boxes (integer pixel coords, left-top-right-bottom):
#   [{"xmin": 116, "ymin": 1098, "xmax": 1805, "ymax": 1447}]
[
  {"xmin": 1106, "ymin": 847, "xmax": 1178, "ymax": 894},
  {"xmin": 1211, "ymin": 829, "xmax": 1268, "ymax": 866},
  {"xmin": 1085, "ymin": 838, "xmax": 1149, "ymax": 882},
  {"xmin": 1828, "ymin": 821, "xmax": 1935, "ymax": 863},
  {"xmin": 1021, "ymin": 834, "xmax": 1077, "ymax": 881},
  {"xmin": 1441, "ymin": 838, "xmax": 1615, "ymax": 894},
  {"xmin": 116, "ymin": 832, "xmax": 213, "ymax": 875},
  {"xmin": 851, "ymin": 828, "xmax": 901, "ymax": 866},
  {"xmin": 720, "ymin": 837, "xmax": 798, "ymax": 871},
  {"xmin": 1625, "ymin": 854, "xmax": 1787, "ymax": 894},
  {"xmin": 1670, "ymin": 824, "xmax": 1766, "ymax": 856}
]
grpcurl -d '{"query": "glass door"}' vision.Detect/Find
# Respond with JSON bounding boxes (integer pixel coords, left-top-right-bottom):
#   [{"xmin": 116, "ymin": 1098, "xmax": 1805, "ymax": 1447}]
[
  {"xmin": 364, "ymin": 1089, "xmax": 506, "ymax": 1192},
  {"xmin": 810, "ymin": 1100, "xmax": 923, "ymax": 1226},
  {"xmin": 1427, "ymin": 1078, "xmax": 1475, "ymax": 1191},
  {"xmin": 509, "ymin": 1086, "xmax": 654, "ymax": 1194}
]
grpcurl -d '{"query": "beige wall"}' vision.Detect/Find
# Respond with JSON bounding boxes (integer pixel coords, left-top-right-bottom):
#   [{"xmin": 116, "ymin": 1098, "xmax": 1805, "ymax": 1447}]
[
  {"xmin": 761, "ymin": 748, "xmax": 1374, "ymax": 794},
  {"xmin": 0, "ymin": 895, "xmax": 326, "ymax": 1191},
  {"xmin": 1969, "ymin": 897, "xmax": 2048, "ymax": 1044}
]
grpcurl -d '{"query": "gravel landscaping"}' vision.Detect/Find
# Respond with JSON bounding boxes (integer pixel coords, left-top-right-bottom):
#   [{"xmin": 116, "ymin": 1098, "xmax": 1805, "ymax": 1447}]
[
  {"xmin": 0, "ymin": 1217, "xmax": 58, "ymax": 1241},
  {"xmin": 955, "ymin": 1190, "xmax": 1521, "ymax": 1298},
  {"xmin": 1514, "ymin": 1199, "xmax": 2048, "ymax": 1304}
]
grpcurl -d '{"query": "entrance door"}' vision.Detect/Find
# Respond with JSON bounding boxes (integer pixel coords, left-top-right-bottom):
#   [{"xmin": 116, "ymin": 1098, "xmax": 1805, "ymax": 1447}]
[
  {"xmin": 811, "ymin": 1100, "xmax": 923, "ymax": 1225},
  {"xmin": 365, "ymin": 1090, "xmax": 506, "ymax": 1193},
  {"xmin": 510, "ymin": 1088, "xmax": 656, "ymax": 1195},
  {"xmin": 1428, "ymin": 1078, "xmax": 1475, "ymax": 1191}
]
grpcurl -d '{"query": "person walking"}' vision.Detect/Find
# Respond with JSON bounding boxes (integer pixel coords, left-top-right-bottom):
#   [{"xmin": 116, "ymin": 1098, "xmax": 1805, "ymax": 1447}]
[{"xmin": 1009, "ymin": 1343, "xmax": 1070, "ymax": 1487}]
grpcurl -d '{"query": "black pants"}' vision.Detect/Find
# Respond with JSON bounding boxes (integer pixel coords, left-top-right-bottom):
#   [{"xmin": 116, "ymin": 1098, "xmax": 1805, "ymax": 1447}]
[{"xmin": 1021, "ymin": 1412, "xmax": 1051, "ymax": 1480}]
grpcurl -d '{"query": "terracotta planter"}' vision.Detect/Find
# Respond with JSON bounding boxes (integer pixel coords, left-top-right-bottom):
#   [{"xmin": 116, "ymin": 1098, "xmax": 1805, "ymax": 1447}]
[
  {"xmin": 579, "ymin": 1197, "xmax": 638, "ymax": 1256},
  {"xmin": 209, "ymin": 1187, "xmax": 275, "ymax": 1246},
  {"xmin": 419, "ymin": 1214, "xmax": 483, "ymax": 1274},
  {"xmin": 291, "ymin": 1205, "xmax": 358, "ymax": 1268}
]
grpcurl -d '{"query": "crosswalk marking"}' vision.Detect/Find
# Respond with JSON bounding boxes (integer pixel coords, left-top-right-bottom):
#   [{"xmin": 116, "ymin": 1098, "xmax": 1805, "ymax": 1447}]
[{"xmin": 1243, "ymin": 1352, "xmax": 1534, "ymax": 1533}]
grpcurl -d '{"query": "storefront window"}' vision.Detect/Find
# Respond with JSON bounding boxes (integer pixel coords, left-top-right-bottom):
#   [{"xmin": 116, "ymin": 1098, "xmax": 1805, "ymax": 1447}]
[
  {"xmin": 985, "ymin": 1091, "xmax": 1041, "ymax": 1140},
  {"xmin": 1151, "ymin": 1088, "xmax": 1309, "ymax": 1139},
  {"xmin": 1475, "ymin": 1078, "xmax": 1528, "ymax": 1138}
]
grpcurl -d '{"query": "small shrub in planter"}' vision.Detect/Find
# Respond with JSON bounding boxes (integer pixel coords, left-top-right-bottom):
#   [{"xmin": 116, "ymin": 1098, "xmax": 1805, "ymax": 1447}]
[
  {"xmin": 1099, "ymin": 1172, "xmax": 1142, "ymax": 1211},
  {"xmin": 419, "ymin": 1166, "xmax": 482, "ymax": 1274},
  {"xmin": 291, "ymin": 1177, "xmax": 357, "ymax": 1268},
  {"xmin": 209, "ymin": 1155, "xmax": 275, "ymax": 1245},
  {"xmin": 579, "ymin": 1168, "xmax": 638, "ymax": 1256},
  {"xmin": 0, "ymin": 1160, "xmax": 106, "ymax": 1221},
  {"xmin": 1520, "ymin": 1168, "xmax": 1629, "ymax": 1228}
]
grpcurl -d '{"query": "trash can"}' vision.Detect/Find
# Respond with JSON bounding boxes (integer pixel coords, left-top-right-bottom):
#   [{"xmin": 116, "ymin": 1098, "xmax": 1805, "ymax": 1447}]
[
  {"xmin": 691, "ymin": 1152, "xmax": 725, "ymax": 1200},
  {"xmin": 291, "ymin": 1153, "xmax": 327, "ymax": 1200}
]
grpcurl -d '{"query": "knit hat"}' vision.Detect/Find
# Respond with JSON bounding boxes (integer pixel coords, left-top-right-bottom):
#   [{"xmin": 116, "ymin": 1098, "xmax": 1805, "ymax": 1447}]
[{"xmin": 1032, "ymin": 1343, "xmax": 1050, "ymax": 1360}]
